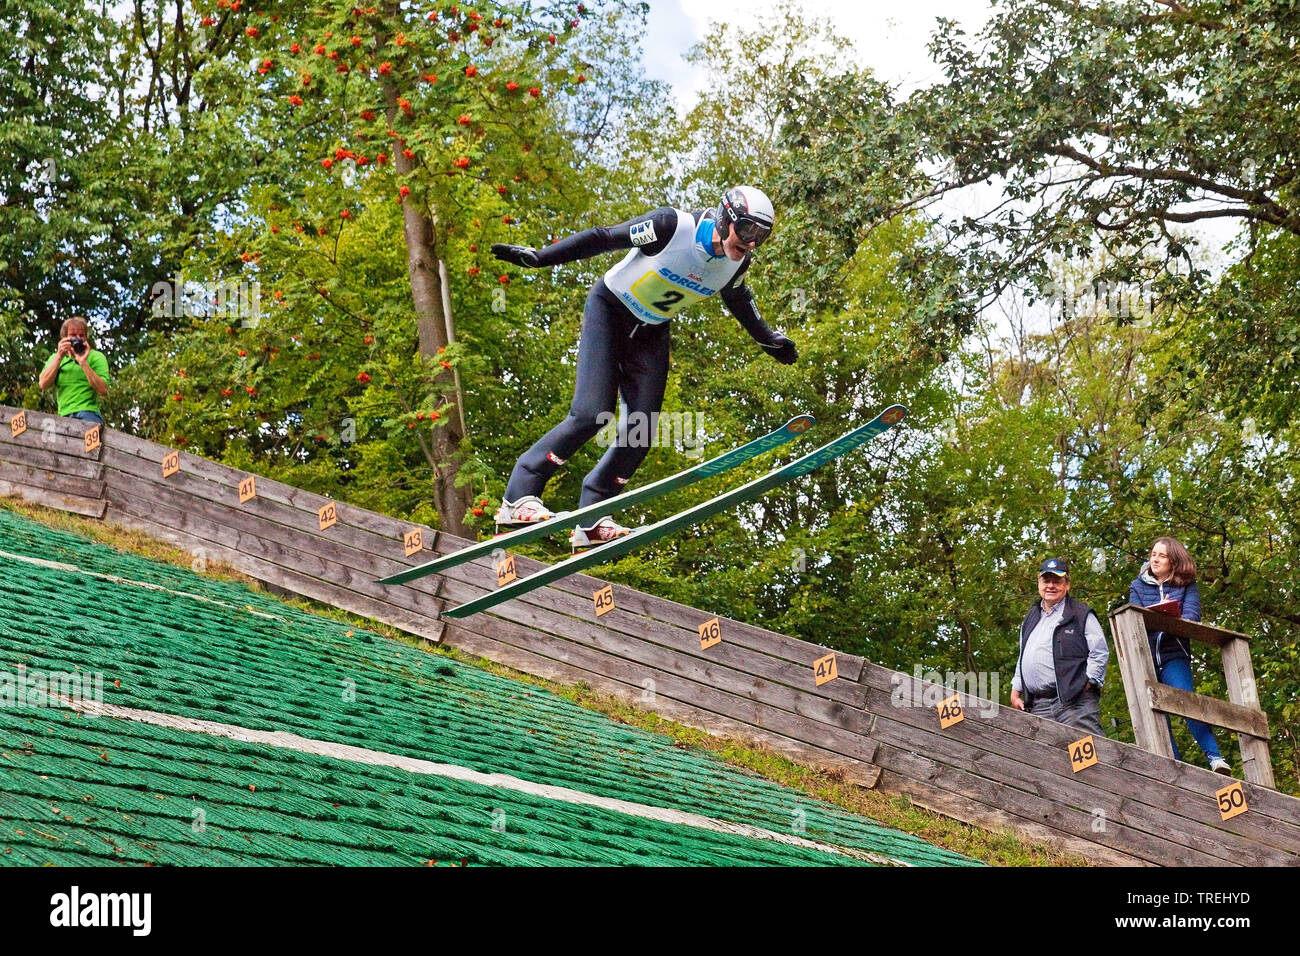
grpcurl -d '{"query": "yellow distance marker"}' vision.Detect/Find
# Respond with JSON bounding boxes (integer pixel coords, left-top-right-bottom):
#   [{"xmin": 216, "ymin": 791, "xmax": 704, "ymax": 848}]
[
  {"xmin": 698, "ymin": 617, "xmax": 722, "ymax": 650},
  {"xmin": 9, "ymin": 411, "xmax": 26, "ymax": 438},
  {"xmin": 238, "ymin": 475, "xmax": 256, "ymax": 503},
  {"xmin": 1216, "ymin": 781, "xmax": 1248, "ymax": 821},
  {"xmin": 84, "ymin": 426, "xmax": 101, "ymax": 453},
  {"xmin": 318, "ymin": 501, "xmax": 338, "ymax": 531},
  {"xmin": 1068, "ymin": 735, "xmax": 1099, "ymax": 772},
  {"xmin": 403, "ymin": 529, "xmax": 423, "ymax": 557},
  {"xmin": 937, "ymin": 692, "xmax": 965, "ymax": 728},
  {"xmin": 593, "ymin": 583, "xmax": 615, "ymax": 617},
  {"xmin": 813, "ymin": 652, "xmax": 838, "ymax": 686},
  {"xmin": 162, "ymin": 450, "xmax": 180, "ymax": 478},
  {"xmin": 496, "ymin": 553, "xmax": 517, "ymax": 587}
]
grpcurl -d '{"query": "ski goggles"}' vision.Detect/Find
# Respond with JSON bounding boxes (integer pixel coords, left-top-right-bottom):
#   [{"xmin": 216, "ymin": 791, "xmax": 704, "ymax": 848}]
[
  {"xmin": 729, "ymin": 215, "xmax": 773, "ymax": 246},
  {"xmin": 719, "ymin": 197, "xmax": 773, "ymax": 246}
]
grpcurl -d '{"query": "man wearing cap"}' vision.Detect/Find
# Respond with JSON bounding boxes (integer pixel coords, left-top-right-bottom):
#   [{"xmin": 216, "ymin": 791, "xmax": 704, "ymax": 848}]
[{"xmin": 1010, "ymin": 558, "xmax": 1110, "ymax": 736}]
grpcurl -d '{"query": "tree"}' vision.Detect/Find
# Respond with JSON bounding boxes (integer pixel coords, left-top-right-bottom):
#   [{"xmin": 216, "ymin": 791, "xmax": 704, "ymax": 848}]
[
  {"xmin": 0, "ymin": 0, "xmax": 122, "ymax": 404},
  {"xmin": 119, "ymin": 1, "xmax": 675, "ymax": 536},
  {"xmin": 225, "ymin": 1, "xmax": 615, "ymax": 534},
  {"xmin": 803, "ymin": 2, "xmax": 1299, "ymax": 284},
  {"xmin": 757, "ymin": 0, "xmax": 1300, "ymax": 784}
]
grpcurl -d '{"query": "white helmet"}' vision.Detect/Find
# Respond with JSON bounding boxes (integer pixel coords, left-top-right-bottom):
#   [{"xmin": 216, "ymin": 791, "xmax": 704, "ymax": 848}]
[{"xmin": 716, "ymin": 185, "xmax": 775, "ymax": 246}]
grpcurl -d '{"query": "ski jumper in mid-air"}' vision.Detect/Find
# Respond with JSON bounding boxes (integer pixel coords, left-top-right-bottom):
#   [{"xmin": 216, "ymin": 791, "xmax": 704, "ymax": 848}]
[{"xmin": 490, "ymin": 185, "xmax": 797, "ymax": 548}]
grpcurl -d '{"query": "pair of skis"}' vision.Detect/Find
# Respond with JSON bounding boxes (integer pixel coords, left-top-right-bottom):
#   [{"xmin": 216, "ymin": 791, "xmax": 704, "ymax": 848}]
[{"xmin": 378, "ymin": 406, "xmax": 907, "ymax": 618}]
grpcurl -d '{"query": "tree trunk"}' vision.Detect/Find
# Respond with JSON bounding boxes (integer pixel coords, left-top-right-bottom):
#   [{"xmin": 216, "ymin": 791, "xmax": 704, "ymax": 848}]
[
  {"xmin": 398, "ymin": 200, "xmax": 473, "ymax": 538},
  {"xmin": 378, "ymin": 4, "xmax": 472, "ymax": 538}
]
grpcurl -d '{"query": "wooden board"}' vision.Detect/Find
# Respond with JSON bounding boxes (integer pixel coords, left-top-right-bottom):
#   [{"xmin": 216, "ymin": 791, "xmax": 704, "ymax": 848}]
[
  {"xmin": 0, "ymin": 406, "xmax": 104, "ymax": 458},
  {"xmin": 0, "ymin": 439, "xmax": 106, "ymax": 479},
  {"xmin": 871, "ymin": 743, "xmax": 1235, "ymax": 867},
  {"xmin": 105, "ymin": 481, "xmax": 448, "ymax": 639},
  {"xmin": 0, "ymin": 460, "xmax": 107, "ymax": 500},
  {"xmin": 434, "ymin": 601, "xmax": 883, "ymax": 768},
  {"xmin": 429, "ymin": 557, "xmax": 884, "ymax": 728},
  {"xmin": 859, "ymin": 666, "xmax": 1300, "ymax": 858},
  {"xmin": 440, "ymin": 623, "xmax": 882, "ymax": 789},
  {"xmin": 101, "ymin": 440, "xmax": 439, "ymax": 569},
  {"xmin": 872, "ymin": 768, "xmax": 1150, "ymax": 867},
  {"xmin": 0, "ymin": 480, "xmax": 107, "ymax": 519},
  {"xmin": 1109, "ymin": 607, "xmax": 1178, "ymax": 760},
  {"xmin": 433, "ymin": 536, "xmax": 869, "ymax": 681},
  {"xmin": 1113, "ymin": 603, "xmax": 1251, "ymax": 646},
  {"xmin": 1221, "ymin": 637, "xmax": 1278, "ymax": 789},
  {"xmin": 855, "ymin": 655, "xmax": 1300, "ymax": 824},
  {"xmin": 103, "ymin": 504, "xmax": 446, "ymax": 644},
  {"xmin": 458, "ymin": 569, "xmax": 876, "ymax": 715},
  {"xmin": 1147, "ymin": 682, "xmax": 1270, "ymax": 739}
]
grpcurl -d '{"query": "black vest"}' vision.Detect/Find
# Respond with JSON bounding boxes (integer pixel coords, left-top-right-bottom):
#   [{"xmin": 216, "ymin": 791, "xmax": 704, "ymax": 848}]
[{"xmin": 1018, "ymin": 596, "xmax": 1096, "ymax": 706}]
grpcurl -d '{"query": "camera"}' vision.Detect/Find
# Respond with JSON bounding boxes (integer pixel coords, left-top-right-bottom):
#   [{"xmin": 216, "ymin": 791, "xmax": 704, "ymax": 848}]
[{"xmin": 69, "ymin": 336, "xmax": 88, "ymax": 356}]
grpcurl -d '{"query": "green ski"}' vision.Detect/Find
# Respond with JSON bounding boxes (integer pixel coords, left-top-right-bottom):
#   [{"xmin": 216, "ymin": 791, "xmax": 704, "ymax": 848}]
[
  {"xmin": 441, "ymin": 405, "xmax": 907, "ymax": 619},
  {"xmin": 378, "ymin": 413, "xmax": 817, "ymax": 586}
]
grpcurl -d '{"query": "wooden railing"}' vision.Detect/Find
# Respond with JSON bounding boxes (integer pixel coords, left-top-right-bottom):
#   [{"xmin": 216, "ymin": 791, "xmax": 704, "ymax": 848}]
[{"xmin": 1109, "ymin": 604, "xmax": 1275, "ymax": 788}]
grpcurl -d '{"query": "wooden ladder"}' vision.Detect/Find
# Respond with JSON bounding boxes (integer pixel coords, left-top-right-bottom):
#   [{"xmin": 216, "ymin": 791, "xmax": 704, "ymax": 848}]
[{"xmin": 1108, "ymin": 604, "xmax": 1276, "ymax": 788}]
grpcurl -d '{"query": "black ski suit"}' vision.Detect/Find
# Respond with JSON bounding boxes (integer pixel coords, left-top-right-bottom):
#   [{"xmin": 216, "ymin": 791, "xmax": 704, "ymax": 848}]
[{"xmin": 501, "ymin": 206, "xmax": 794, "ymax": 509}]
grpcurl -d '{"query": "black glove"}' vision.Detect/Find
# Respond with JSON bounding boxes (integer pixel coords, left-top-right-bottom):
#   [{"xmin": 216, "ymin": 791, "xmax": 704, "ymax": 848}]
[
  {"xmin": 491, "ymin": 243, "xmax": 541, "ymax": 267},
  {"xmin": 763, "ymin": 334, "xmax": 798, "ymax": 365}
]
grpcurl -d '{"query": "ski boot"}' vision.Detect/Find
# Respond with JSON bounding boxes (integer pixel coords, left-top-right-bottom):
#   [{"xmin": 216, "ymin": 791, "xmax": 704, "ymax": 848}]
[
  {"xmin": 570, "ymin": 516, "xmax": 632, "ymax": 553},
  {"xmin": 493, "ymin": 495, "xmax": 556, "ymax": 533}
]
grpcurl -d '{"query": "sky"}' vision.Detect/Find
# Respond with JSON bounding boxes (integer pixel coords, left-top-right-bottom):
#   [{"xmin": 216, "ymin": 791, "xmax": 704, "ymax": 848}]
[
  {"xmin": 636, "ymin": 0, "xmax": 1025, "ymax": 262},
  {"xmin": 636, "ymin": 0, "xmax": 1240, "ymax": 321},
  {"xmin": 640, "ymin": 0, "xmax": 997, "ymax": 106}
]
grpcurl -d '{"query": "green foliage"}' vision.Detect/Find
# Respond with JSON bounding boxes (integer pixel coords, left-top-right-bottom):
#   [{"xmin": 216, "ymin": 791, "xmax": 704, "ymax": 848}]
[
  {"xmin": 11, "ymin": 0, "xmax": 1300, "ymax": 791},
  {"xmin": 102, "ymin": 0, "xmax": 675, "ymax": 531},
  {"xmin": 0, "ymin": 0, "xmax": 128, "ymax": 386},
  {"xmin": 579, "ymin": 8, "xmax": 978, "ymax": 666},
  {"xmin": 731, "ymin": 0, "xmax": 1300, "ymax": 788}
]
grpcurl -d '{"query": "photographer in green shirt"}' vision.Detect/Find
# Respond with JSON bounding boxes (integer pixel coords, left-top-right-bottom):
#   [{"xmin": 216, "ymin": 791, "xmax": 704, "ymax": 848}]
[{"xmin": 38, "ymin": 317, "xmax": 111, "ymax": 426}]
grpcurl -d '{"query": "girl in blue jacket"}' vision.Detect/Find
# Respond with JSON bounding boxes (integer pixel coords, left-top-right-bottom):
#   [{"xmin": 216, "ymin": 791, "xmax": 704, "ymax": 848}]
[{"xmin": 1129, "ymin": 536, "xmax": 1230, "ymax": 773}]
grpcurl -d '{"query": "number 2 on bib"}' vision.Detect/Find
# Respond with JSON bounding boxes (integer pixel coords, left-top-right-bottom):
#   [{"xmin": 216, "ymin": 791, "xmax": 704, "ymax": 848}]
[
  {"xmin": 652, "ymin": 290, "xmax": 685, "ymax": 311},
  {"xmin": 630, "ymin": 271, "xmax": 702, "ymax": 317}
]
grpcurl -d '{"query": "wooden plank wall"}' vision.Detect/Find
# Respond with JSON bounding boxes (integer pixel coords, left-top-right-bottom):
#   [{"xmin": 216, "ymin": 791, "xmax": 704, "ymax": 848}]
[
  {"xmin": 0, "ymin": 410, "xmax": 106, "ymax": 518},
  {"xmin": 2, "ymin": 405, "xmax": 1298, "ymax": 866}
]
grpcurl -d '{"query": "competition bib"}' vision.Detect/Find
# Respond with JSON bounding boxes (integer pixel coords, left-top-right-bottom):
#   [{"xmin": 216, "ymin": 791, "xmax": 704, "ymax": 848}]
[
  {"xmin": 628, "ymin": 270, "xmax": 707, "ymax": 317},
  {"xmin": 604, "ymin": 208, "xmax": 746, "ymax": 324}
]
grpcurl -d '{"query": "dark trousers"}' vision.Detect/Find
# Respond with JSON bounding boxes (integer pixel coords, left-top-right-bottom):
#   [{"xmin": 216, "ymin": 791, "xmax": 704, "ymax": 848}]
[
  {"xmin": 1027, "ymin": 686, "xmax": 1105, "ymax": 737},
  {"xmin": 505, "ymin": 281, "xmax": 670, "ymax": 509}
]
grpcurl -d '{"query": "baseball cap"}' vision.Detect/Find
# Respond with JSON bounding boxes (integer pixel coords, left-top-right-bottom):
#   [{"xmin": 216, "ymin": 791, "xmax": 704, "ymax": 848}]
[{"xmin": 1039, "ymin": 557, "xmax": 1070, "ymax": 577}]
